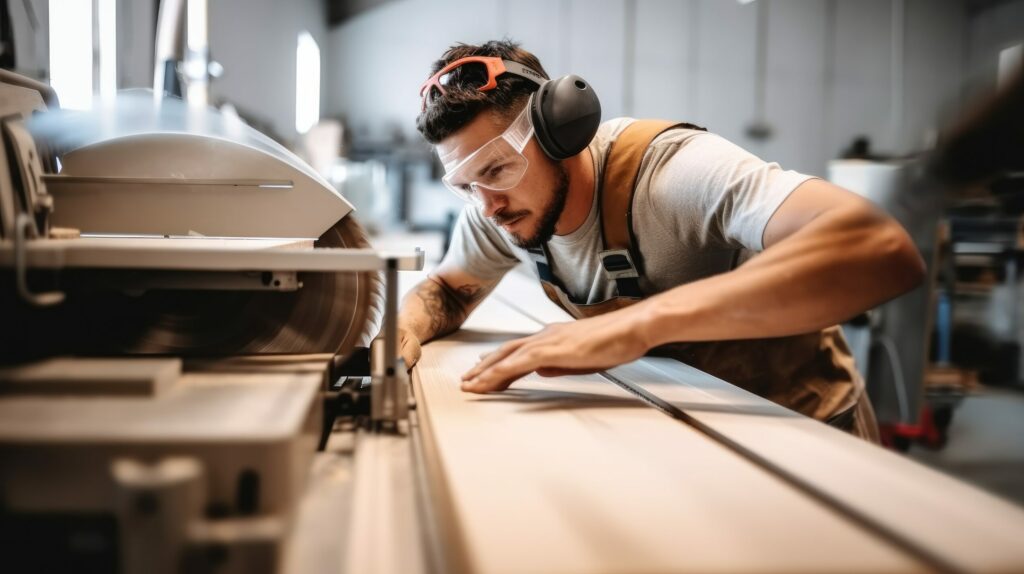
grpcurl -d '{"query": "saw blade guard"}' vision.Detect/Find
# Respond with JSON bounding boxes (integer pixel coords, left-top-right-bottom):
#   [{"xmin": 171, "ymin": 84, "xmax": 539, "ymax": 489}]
[
  {"xmin": 28, "ymin": 91, "xmax": 353, "ymax": 239},
  {"xmin": 3, "ymin": 90, "xmax": 385, "ymax": 360}
]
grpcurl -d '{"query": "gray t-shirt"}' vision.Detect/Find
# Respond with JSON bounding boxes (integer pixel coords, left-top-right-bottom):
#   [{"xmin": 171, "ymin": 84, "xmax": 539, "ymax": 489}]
[{"xmin": 446, "ymin": 117, "xmax": 816, "ymax": 303}]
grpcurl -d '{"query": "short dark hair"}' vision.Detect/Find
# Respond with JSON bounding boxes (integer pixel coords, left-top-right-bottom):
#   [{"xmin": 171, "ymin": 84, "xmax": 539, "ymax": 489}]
[{"xmin": 416, "ymin": 39, "xmax": 548, "ymax": 144}]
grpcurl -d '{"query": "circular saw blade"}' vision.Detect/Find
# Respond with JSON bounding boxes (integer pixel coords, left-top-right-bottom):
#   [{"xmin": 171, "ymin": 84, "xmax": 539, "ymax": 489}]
[
  {"xmin": 2, "ymin": 216, "xmax": 384, "ymax": 360},
  {"xmin": 118, "ymin": 216, "xmax": 385, "ymax": 356}
]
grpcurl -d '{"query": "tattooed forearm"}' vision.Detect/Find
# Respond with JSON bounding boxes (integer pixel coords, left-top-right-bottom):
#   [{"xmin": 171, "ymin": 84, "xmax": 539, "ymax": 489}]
[
  {"xmin": 415, "ymin": 280, "xmax": 465, "ymax": 338},
  {"xmin": 406, "ymin": 276, "xmax": 489, "ymax": 342}
]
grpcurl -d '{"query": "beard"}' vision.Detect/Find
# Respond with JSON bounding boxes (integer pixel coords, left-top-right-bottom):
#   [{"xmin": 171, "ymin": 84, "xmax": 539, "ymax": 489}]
[{"xmin": 491, "ymin": 164, "xmax": 570, "ymax": 250}]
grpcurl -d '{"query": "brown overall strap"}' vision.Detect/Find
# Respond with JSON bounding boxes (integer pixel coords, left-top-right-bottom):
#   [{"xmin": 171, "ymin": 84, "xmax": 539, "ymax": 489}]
[
  {"xmin": 530, "ymin": 119, "xmax": 704, "ymax": 305},
  {"xmin": 599, "ymin": 120, "xmax": 689, "ymax": 296}
]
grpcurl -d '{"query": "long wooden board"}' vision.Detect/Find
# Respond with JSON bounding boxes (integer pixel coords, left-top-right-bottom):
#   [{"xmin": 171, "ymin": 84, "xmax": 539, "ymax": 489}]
[
  {"xmin": 488, "ymin": 265, "xmax": 1024, "ymax": 572},
  {"xmin": 412, "ymin": 285, "xmax": 922, "ymax": 573}
]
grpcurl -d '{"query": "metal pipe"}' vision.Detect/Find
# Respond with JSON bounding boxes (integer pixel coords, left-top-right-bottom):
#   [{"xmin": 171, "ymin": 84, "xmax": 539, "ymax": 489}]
[{"xmin": 153, "ymin": 0, "xmax": 185, "ymax": 98}]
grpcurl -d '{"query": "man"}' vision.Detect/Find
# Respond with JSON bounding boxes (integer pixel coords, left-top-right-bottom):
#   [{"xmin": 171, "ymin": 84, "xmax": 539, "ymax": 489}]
[{"xmin": 398, "ymin": 40, "xmax": 925, "ymax": 441}]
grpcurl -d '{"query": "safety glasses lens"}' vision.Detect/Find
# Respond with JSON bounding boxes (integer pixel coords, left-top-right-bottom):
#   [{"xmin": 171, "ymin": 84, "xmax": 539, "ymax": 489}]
[
  {"xmin": 439, "ymin": 103, "xmax": 535, "ymax": 204},
  {"xmin": 442, "ymin": 137, "xmax": 529, "ymax": 202}
]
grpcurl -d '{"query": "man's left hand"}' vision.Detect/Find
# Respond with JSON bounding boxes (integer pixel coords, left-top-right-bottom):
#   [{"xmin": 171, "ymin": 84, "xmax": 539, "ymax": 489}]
[{"xmin": 460, "ymin": 311, "xmax": 651, "ymax": 393}]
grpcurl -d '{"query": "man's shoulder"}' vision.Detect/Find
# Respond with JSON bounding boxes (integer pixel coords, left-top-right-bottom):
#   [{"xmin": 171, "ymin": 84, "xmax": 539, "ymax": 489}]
[
  {"xmin": 593, "ymin": 117, "xmax": 710, "ymax": 157},
  {"xmin": 597, "ymin": 117, "xmax": 636, "ymax": 138},
  {"xmin": 589, "ymin": 117, "xmax": 635, "ymax": 157}
]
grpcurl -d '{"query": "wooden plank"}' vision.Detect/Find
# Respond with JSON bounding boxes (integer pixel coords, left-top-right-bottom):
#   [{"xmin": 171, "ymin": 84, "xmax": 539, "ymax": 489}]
[
  {"xmin": 413, "ymin": 294, "xmax": 920, "ymax": 573},
  {"xmin": 610, "ymin": 358, "xmax": 1024, "ymax": 573},
  {"xmin": 490, "ymin": 265, "xmax": 1024, "ymax": 572}
]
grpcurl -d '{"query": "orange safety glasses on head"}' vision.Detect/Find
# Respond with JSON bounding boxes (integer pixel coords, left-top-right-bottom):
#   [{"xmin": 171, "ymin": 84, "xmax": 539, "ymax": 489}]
[{"xmin": 419, "ymin": 56, "xmax": 545, "ymax": 110}]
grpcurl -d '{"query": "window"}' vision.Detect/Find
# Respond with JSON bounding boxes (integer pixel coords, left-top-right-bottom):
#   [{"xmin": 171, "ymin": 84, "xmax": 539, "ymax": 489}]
[
  {"xmin": 48, "ymin": 0, "xmax": 93, "ymax": 109},
  {"xmin": 48, "ymin": 0, "xmax": 117, "ymax": 109},
  {"xmin": 295, "ymin": 31, "xmax": 320, "ymax": 134}
]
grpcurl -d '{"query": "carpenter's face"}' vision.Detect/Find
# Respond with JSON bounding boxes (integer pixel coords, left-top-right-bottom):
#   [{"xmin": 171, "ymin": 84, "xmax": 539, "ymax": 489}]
[{"xmin": 437, "ymin": 108, "xmax": 568, "ymax": 249}]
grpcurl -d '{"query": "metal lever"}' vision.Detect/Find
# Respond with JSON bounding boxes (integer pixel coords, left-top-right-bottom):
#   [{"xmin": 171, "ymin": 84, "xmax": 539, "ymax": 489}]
[{"xmin": 14, "ymin": 214, "xmax": 65, "ymax": 307}]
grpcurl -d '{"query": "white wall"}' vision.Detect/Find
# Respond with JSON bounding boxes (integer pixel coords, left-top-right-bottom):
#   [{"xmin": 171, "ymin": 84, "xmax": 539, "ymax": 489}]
[
  {"xmin": 117, "ymin": 0, "xmax": 157, "ymax": 90},
  {"xmin": 902, "ymin": 0, "xmax": 965, "ymax": 151},
  {"xmin": 208, "ymin": 0, "xmax": 327, "ymax": 143},
  {"xmin": 829, "ymin": 0, "xmax": 894, "ymax": 155},
  {"xmin": 690, "ymin": 0, "xmax": 759, "ymax": 153},
  {"xmin": 632, "ymin": 0, "xmax": 693, "ymax": 120},
  {"xmin": 326, "ymin": 0, "xmax": 503, "ymax": 145},
  {"xmin": 759, "ymin": 0, "xmax": 829, "ymax": 172},
  {"xmin": 326, "ymin": 0, "xmax": 975, "ymax": 177}
]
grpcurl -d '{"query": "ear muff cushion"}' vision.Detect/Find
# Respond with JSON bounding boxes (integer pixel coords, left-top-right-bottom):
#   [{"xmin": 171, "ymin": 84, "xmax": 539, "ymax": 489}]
[{"xmin": 530, "ymin": 74, "xmax": 602, "ymax": 160}]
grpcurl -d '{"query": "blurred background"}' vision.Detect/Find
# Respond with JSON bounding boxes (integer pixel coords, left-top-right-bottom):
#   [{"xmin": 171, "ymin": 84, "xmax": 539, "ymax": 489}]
[{"xmin": 6, "ymin": 0, "xmax": 1024, "ymax": 505}]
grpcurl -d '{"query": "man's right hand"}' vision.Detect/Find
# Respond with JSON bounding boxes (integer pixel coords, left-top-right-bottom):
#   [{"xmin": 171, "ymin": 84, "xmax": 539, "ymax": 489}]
[
  {"xmin": 397, "ymin": 267, "xmax": 499, "ymax": 373},
  {"xmin": 399, "ymin": 327, "xmax": 423, "ymax": 371}
]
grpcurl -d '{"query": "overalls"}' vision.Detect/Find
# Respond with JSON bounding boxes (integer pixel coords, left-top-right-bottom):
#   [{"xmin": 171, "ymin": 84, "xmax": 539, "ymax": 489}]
[{"xmin": 526, "ymin": 120, "xmax": 881, "ymax": 443}]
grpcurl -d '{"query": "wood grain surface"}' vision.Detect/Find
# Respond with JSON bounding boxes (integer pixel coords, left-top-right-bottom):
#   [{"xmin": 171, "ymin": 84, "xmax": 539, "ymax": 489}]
[
  {"xmin": 473, "ymin": 266, "xmax": 1024, "ymax": 573},
  {"xmin": 411, "ymin": 282, "xmax": 923, "ymax": 573}
]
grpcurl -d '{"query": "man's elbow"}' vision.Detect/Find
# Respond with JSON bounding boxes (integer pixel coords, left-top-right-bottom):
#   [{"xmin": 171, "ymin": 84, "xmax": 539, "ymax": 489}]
[{"xmin": 877, "ymin": 220, "xmax": 927, "ymax": 297}]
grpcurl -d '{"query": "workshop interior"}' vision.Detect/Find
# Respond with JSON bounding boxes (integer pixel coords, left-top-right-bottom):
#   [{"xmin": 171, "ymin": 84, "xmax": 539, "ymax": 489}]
[{"xmin": 2, "ymin": 0, "xmax": 1024, "ymax": 572}]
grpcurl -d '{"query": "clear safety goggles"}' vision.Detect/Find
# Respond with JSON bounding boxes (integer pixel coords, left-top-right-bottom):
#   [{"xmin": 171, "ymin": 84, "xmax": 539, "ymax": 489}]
[{"xmin": 441, "ymin": 103, "xmax": 534, "ymax": 204}]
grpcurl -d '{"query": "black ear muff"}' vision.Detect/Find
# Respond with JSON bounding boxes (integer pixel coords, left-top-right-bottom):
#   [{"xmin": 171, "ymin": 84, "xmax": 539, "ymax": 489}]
[{"xmin": 530, "ymin": 74, "xmax": 602, "ymax": 161}]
